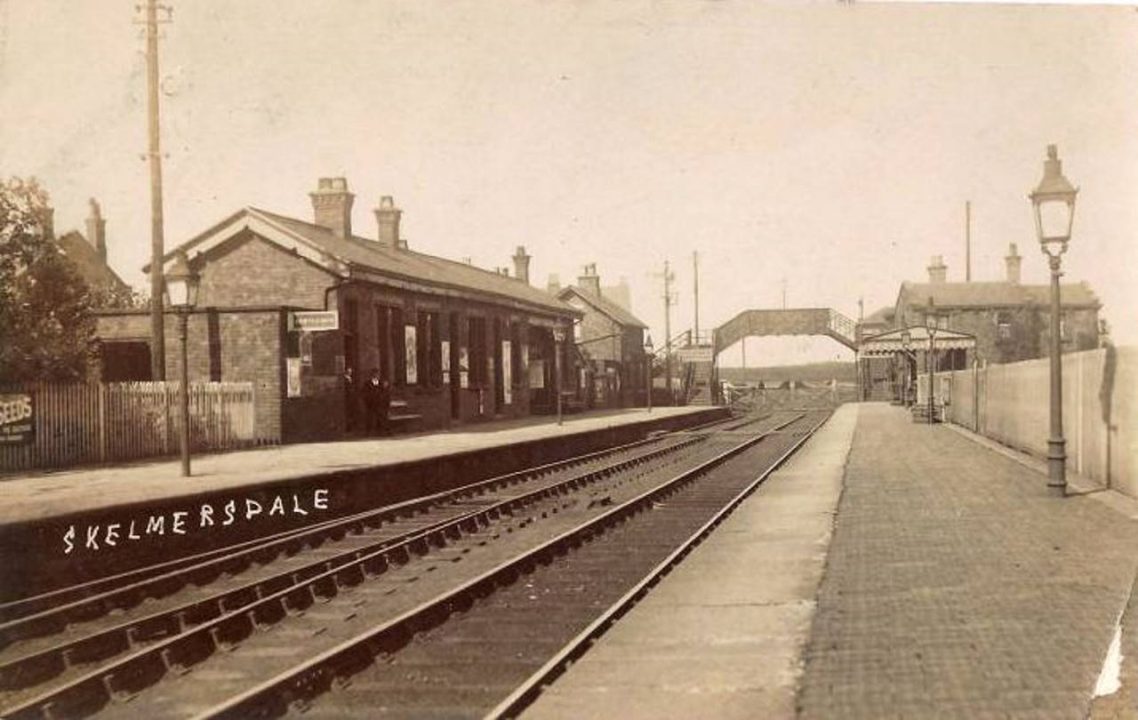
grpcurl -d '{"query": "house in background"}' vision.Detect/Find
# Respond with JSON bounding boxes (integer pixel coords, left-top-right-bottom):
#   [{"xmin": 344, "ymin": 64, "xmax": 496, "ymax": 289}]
[
  {"xmin": 556, "ymin": 264, "xmax": 649, "ymax": 409},
  {"xmin": 96, "ymin": 178, "xmax": 582, "ymax": 443},
  {"xmin": 894, "ymin": 246, "xmax": 1101, "ymax": 367},
  {"xmin": 49, "ymin": 198, "xmax": 131, "ymax": 298}
]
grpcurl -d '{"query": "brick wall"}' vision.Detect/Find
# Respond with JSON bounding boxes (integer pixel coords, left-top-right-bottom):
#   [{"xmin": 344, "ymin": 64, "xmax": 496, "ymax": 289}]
[
  {"xmin": 198, "ymin": 231, "xmax": 335, "ymax": 309},
  {"xmin": 168, "ymin": 309, "xmax": 284, "ymax": 442}
]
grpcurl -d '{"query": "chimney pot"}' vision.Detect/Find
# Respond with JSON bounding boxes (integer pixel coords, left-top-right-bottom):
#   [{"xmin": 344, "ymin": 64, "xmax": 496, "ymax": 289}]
[
  {"xmin": 309, "ymin": 177, "xmax": 354, "ymax": 238},
  {"xmin": 375, "ymin": 195, "xmax": 404, "ymax": 248},
  {"xmin": 927, "ymin": 255, "xmax": 947, "ymax": 284},
  {"xmin": 86, "ymin": 198, "xmax": 107, "ymax": 262},
  {"xmin": 512, "ymin": 245, "xmax": 532, "ymax": 284},
  {"xmin": 1005, "ymin": 243, "xmax": 1022, "ymax": 284},
  {"xmin": 578, "ymin": 263, "xmax": 602, "ymax": 297}
]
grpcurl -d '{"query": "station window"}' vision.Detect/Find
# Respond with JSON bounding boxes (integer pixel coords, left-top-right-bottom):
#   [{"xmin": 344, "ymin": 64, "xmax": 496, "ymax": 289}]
[{"xmin": 995, "ymin": 311, "xmax": 1012, "ymax": 340}]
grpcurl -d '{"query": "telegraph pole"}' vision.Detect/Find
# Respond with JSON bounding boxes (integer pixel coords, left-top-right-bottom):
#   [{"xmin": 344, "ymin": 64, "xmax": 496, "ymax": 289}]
[
  {"xmin": 692, "ymin": 251, "xmax": 700, "ymax": 343},
  {"xmin": 143, "ymin": 0, "xmax": 172, "ymax": 380},
  {"xmin": 660, "ymin": 260, "xmax": 678, "ymax": 399},
  {"xmin": 964, "ymin": 200, "xmax": 972, "ymax": 282}
]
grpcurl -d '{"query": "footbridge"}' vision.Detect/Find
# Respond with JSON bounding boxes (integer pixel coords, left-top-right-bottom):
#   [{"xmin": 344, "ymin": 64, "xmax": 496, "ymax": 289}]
[{"xmin": 712, "ymin": 308, "xmax": 859, "ymax": 354}]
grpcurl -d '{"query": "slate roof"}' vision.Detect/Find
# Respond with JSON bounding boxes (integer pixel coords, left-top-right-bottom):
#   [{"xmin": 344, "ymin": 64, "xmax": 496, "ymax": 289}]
[
  {"xmin": 899, "ymin": 281, "xmax": 1100, "ymax": 309},
  {"xmin": 558, "ymin": 286, "xmax": 647, "ymax": 329},
  {"xmin": 55, "ymin": 231, "xmax": 129, "ymax": 293},
  {"xmin": 163, "ymin": 207, "xmax": 577, "ymax": 316}
]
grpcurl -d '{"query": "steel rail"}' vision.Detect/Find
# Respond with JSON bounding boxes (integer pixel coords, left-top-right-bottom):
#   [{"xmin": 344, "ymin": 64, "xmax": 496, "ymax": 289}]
[
  {"xmin": 0, "ymin": 428, "xmax": 728, "ymax": 718},
  {"xmin": 486, "ymin": 411, "xmax": 831, "ymax": 719},
  {"xmin": 187, "ymin": 415, "xmax": 804, "ymax": 720},
  {"xmin": 0, "ymin": 429, "xmax": 702, "ymax": 645},
  {"xmin": 1, "ymin": 416, "xmax": 736, "ymax": 625}
]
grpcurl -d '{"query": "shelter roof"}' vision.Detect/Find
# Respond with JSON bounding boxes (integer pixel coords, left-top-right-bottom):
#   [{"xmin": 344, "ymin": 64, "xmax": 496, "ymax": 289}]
[{"xmin": 859, "ymin": 325, "xmax": 977, "ymax": 357}]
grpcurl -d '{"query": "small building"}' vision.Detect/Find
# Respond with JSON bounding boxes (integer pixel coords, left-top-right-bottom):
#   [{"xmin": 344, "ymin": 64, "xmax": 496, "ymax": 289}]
[
  {"xmin": 96, "ymin": 178, "xmax": 582, "ymax": 443},
  {"xmin": 894, "ymin": 247, "xmax": 1101, "ymax": 366},
  {"xmin": 556, "ymin": 264, "xmax": 649, "ymax": 409}
]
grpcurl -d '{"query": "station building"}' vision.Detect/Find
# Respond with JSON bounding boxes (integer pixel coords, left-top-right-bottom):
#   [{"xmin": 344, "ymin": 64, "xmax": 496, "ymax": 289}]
[
  {"xmin": 95, "ymin": 178, "xmax": 583, "ymax": 443},
  {"xmin": 555, "ymin": 264, "xmax": 649, "ymax": 409},
  {"xmin": 895, "ymin": 247, "xmax": 1101, "ymax": 365}
]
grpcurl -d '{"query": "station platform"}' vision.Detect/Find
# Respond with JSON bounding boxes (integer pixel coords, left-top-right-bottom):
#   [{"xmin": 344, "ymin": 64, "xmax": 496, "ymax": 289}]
[
  {"xmin": 521, "ymin": 403, "xmax": 1138, "ymax": 719},
  {"xmin": 0, "ymin": 405, "xmax": 724, "ymax": 602}
]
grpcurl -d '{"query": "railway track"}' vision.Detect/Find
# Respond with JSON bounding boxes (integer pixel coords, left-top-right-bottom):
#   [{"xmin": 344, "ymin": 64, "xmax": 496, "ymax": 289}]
[{"xmin": 0, "ymin": 411, "xmax": 789, "ymax": 719}]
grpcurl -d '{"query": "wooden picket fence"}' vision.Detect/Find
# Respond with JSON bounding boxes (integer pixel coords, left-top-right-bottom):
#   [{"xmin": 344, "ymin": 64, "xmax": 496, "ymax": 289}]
[{"xmin": 0, "ymin": 381, "xmax": 259, "ymax": 474}]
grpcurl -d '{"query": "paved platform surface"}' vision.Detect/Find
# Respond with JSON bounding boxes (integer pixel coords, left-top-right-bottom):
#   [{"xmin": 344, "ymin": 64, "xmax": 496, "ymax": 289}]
[
  {"xmin": 798, "ymin": 403, "xmax": 1138, "ymax": 719},
  {"xmin": 522, "ymin": 402, "xmax": 1138, "ymax": 719},
  {"xmin": 0, "ymin": 406, "xmax": 708, "ymax": 527},
  {"xmin": 521, "ymin": 404, "xmax": 858, "ymax": 719}
]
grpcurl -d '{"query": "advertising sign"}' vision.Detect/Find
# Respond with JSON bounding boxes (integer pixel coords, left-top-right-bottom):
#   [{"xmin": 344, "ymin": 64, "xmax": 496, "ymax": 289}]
[
  {"xmin": 286, "ymin": 358, "xmax": 302, "ymax": 398},
  {"xmin": 502, "ymin": 340, "xmax": 512, "ymax": 404},
  {"xmin": 0, "ymin": 393, "xmax": 34, "ymax": 445},
  {"xmin": 441, "ymin": 340, "xmax": 451, "ymax": 384},
  {"xmin": 459, "ymin": 347, "xmax": 469, "ymax": 388},
  {"xmin": 404, "ymin": 325, "xmax": 418, "ymax": 385},
  {"xmin": 676, "ymin": 347, "xmax": 714, "ymax": 363}
]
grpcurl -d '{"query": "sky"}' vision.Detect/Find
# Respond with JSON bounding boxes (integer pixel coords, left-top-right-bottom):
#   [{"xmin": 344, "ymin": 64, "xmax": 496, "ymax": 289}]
[{"xmin": 2, "ymin": 0, "xmax": 1136, "ymax": 366}]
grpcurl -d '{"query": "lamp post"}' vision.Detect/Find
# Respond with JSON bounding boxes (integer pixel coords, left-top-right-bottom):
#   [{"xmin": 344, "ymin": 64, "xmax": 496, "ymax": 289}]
[
  {"xmin": 552, "ymin": 326, "xmax": 566, "ymax": 426},
  {"xmin": 644, "ymin": 334, "xmax": 654, "ymax": 413},
  {"xmin": 900, "ymin": 328, "xmax": 912, "ymax": 407},
  {"xmin": 925, "ymin": 312, "xmax": 937, "ymax": 425},
  {"xmin": 163, "ymin": 252, "xmax": 200, "ymax": 477},
  {"xmin": 1030, "ymin": 144, "xmax": 1078, "ymax": 497}
]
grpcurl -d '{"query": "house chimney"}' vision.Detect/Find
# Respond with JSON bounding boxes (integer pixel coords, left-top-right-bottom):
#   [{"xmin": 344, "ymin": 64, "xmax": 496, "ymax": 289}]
[
  {"xmin": 927, "ymin": 255, "xmax": 947, "ymax": 284},
  {"xmin": 1005, "ymin": 243, "xmax": 1022, "ymax": 284},
  {"xmin": 512, "ymin": 246, "xmax": 531, "ymax": 284},
  {"xmin": 309, "ymin": 178, "xmax": 354, "ymax": 238},
  {"xmin": 546, "ymin": 273, "xmax": 561, "ymax": 294},
  {"xmin": 86, "ymin": 198, "xmax": 107, "ymax": 261},
  {"xmin": 41, "ymin": 206, "xmax": 55, "ymax": 240},
  {"xmin": 578, "ymin": 263, "xmax": 601, "ymax": 297},
  {"xmin": 374, "ymin": 195, "xmax": 403, "ymax": 248}
]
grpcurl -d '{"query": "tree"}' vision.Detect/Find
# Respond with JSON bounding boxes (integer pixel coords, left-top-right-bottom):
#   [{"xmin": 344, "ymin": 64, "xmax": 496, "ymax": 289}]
[{"xmin": 0, "ymin": 177, "xmax": 96, "ymax": 383}]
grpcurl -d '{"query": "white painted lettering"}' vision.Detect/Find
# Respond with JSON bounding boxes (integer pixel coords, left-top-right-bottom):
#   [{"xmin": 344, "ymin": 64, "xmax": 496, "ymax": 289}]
[
  {"xmin": 104, "ymin": 523, "xmax": 120, "ymax": 547},
  {"xmin": 199, "ymin": 504, "xmax": 214, "ymax": 527},
  {"xmin": 291, "ymin": 494, "xmax": 308, "ymax": 516},
  {"xmin": 63, "ymin": 525, "xmax": 75, "ymax": 555},
  {"xmin": 85, "ymin": 525, "xmax": 100, "ymax": 550},
  {"xmin": 245, "ymin": 499, "xmax": 262, "ymax": 520},
  {"xmin": 314, "ymin": 489, "xmax": 329, "ymax": 511},
  {"xmin": 127, "ymin": 520, "xmax": 141, "ymax": 540},
  {"xmin": 269, "ymin": 496, "xmax": 285, "ymax": 516},
  {"xmin": 146, "ymin": 515, "xmax": 165, "ymax": 535},
  {"xmin": 172, "ymin": 512, "xmax": 188, "ymax": 535},
  {"xmin": 223, "ymin": 500, "xmax": 236, "ymax": 526}
]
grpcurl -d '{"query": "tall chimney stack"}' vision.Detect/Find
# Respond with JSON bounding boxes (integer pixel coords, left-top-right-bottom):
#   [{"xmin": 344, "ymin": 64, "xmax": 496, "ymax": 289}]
[
  {"xmin": 309, "ymin": 178, "xmax": 354, "ymax": 238},
  {"xmin": 41, "ymin": 206, "xmax": 55, "ymax": 240},
  {"xmin": 546, "ymin": 273, "xmax": 561, "ymax": 294},
  {"xmin": 1005, "ymin": 243, "xmax": 1022, "ymax": 284},
  {"xmin": 86, "ymin": 198, "xmax": 107, "ymax": 261},
  {"xmin": 512, "ymin": 246, "xmax": 531, "ymax": 284},
  {"xmin": 927, "ymin": 255, "xmax": 947, "ymax": 284},
  {"xmin": 374, "ymin": 195, "xmax": 403, "ymax": 249},
  {"xmin": 578, "ymin": 263, "xmax": 601, "ymax": 297}
]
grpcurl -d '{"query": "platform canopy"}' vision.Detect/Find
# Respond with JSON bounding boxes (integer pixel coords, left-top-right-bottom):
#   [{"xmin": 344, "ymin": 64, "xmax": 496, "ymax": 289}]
[{"xmin": 858, "ymin": 326, "xmax": 976, "ymax": 358}]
